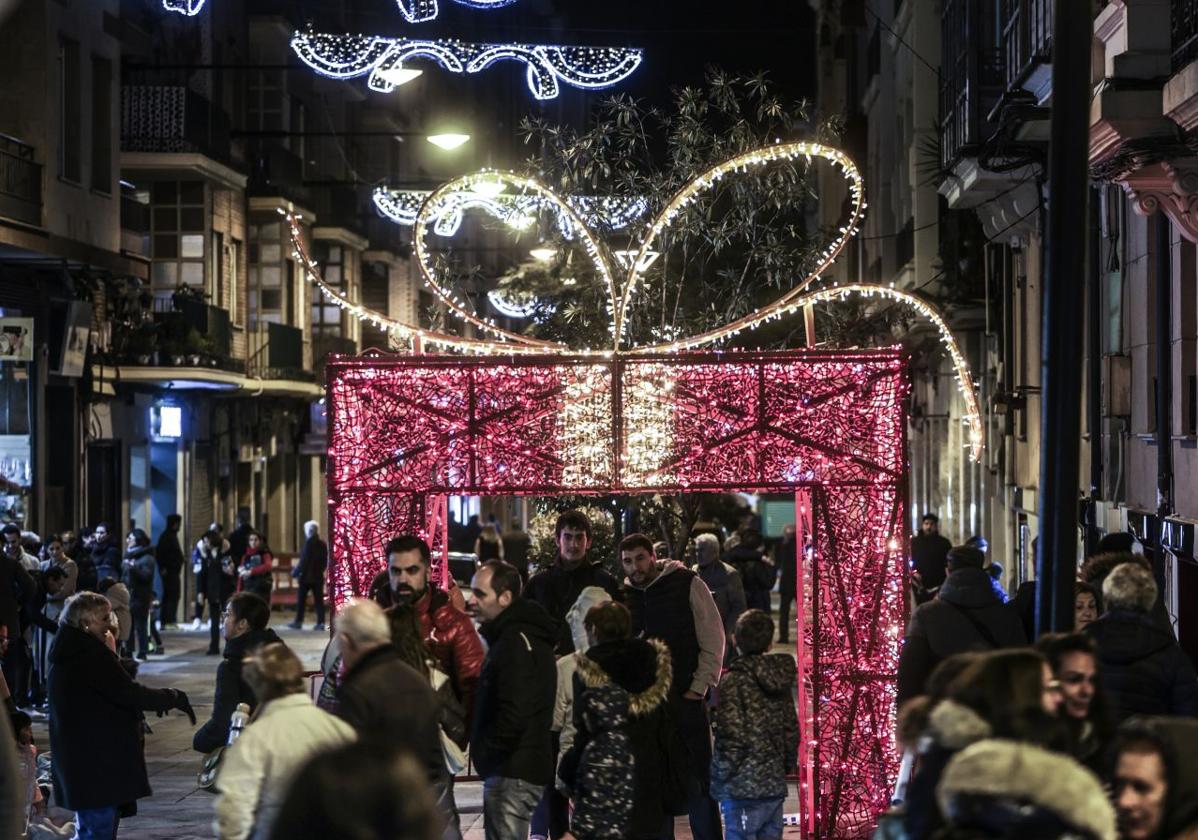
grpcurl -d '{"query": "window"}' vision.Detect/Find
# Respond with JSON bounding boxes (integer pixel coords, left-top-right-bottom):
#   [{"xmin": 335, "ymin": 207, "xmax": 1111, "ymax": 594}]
[
  {"xmin": 150, "ymin": 181, "xmax": 207, "ymax": 305},
  {"xmin": 229, "ymin": 239, "xmax": 242, "ymax": 325},
  {"xmin": 248, "ymin": 222, "xmax": 288, "ymax": 327},
  {"xmin": 311, "ymin": 243, "xmax": 344, "ymax": 336},
  {"xmin": 246, "ymin": 71, "xmax": 286, "ymax": 133},
  {"xmin": 213, "ymin": 231, "xmax": 225, "ymax": 310},
  {"xmin": 90, "ymin": 55, "xmax": 112, "ymax": 193},
  {"xmin": 58, "ymin": 38, "xmax": 81, "ymax": 183}
]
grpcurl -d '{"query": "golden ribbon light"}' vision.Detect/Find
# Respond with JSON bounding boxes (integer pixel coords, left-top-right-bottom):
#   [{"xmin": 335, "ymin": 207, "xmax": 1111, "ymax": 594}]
[{"xmin": 287, "ymin": 140, "xmax": 984, "ymax": 459}]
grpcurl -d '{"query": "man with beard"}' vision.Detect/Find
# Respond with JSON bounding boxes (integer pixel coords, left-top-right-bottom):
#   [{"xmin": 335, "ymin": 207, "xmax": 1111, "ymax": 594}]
[
  {"xmin": 368, "ymin": 534, "xmax": 484, "ymax": 722},
  {"xmin": 524, "ymin": 510, "xmax": 623, "ymax": 655}
]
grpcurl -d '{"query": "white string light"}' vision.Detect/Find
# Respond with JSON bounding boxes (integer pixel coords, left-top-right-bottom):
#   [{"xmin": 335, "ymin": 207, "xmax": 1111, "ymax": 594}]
[
  {"xmin": 291, "ymin": 31, "xmax": 643, "ymax": 99},
  {"xmin": 487, "ymin": 289, "xmax": 552, "ymax": 319},
  {"xmin": 162, "ymin": 0, "xmax": 205, "ymax": 14},
  {"xmin": 396, "ymin": 0, "xmax": 519, "ymax": 23}
]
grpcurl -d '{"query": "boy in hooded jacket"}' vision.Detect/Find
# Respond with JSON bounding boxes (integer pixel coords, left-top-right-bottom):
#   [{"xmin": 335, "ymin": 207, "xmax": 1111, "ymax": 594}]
[{"xmin": 711, "ymin": 609, "xmax": 798, "ymax": 840}]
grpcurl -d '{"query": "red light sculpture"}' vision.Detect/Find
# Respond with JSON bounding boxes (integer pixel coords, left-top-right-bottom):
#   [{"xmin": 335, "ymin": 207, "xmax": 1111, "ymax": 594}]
[{"xmin": 327, "ymin": 349, "xmax": 908, "ymax": 838}]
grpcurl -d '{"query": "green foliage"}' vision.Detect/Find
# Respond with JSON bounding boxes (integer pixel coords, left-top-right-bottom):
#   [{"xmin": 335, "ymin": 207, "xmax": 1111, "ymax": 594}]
[{"xmin": 526, "ymin": 497, "xmax": 619, "ymax": 577}]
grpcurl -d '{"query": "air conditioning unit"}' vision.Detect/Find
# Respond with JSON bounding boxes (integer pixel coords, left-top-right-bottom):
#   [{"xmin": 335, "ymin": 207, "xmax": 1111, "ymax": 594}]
[{"xmin": 1103, "ymin": 354, "xmax": 1132, "ymax": 418}]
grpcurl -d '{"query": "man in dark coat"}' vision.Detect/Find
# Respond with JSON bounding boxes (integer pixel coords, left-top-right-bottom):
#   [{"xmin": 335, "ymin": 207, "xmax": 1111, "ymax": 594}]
[
  {"xmin": 0, "ymin": 545, "xmax": 34, "ymax": 709},
  {"xmin": 196, "ymin": 529, "xmax": 236, "ymax": 655},
  {"xmin": 155, "ymin": 514, "xmax": 185, "ymax": 628},
  {"xmin": 524, "ymin": 510, "xmax": 622, "ymax": 655},
  {"xmin": 725, "ymin": 529, "xmax": 775, "ymax": 614},
  {"xmin": 694, "ymin": 533, "xmax": 746, "ymax": 661},
  {"xmin": 192, "ymin": 592, "xmax": 282, "ymax": 754},
  {"xmin": 225, "ymin": 507, "xmax": 253, "ymax": 572},
  {"xmin": 1085, "ymin": 563, "xmax": 1198, "ymax": 722},
  {"xmin": 290, "ymin": 520, "xmax": 328, "ymax": 631},
  {"xmin": 89, "ymin": 522, "xmax": 121, "ymax": 585},
  {"xmin": 333, "ymin": 599, "xmax": 448, "ymax": 816},
  {"xmin": 910, "ymin": 513, "xmax": 953, "ymax": 604},
  {"xmin": 470, "ymin": 561, "xmax": 557, "ymax": 840},
  {"xmin": 896, "ymin": 545, "xmax": 1027, "ymax": 704},
  {"xmin": 48, "ymin": 592, "xmax": 194, "ymax": 839}
]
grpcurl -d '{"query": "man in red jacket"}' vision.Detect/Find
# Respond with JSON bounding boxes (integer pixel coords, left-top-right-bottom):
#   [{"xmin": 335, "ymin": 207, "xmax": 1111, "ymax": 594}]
[{"xmin": 369, "ymin": 535, "xmax": 484, "ymax": 723}]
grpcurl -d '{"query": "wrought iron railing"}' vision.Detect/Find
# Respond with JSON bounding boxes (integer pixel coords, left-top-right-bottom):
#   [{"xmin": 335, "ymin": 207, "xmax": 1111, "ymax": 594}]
[
  {"xmin": 121, "ymin": 85, "xmax": 232, "ymax": 163},
  {"xmin": 0, "ymin": 134, "xmax": 42, "ymax": 227},
  {"xmin": 1001, "ymin": 0, "xmax": 1053, "ymax": 91},
  {"xmin": 1174, "ymin": 0, "xmax": 1198, "ymax": 72},
  {"xmin": 940, "ymin": 0, "xmax": 1005, "ymax": 170}
]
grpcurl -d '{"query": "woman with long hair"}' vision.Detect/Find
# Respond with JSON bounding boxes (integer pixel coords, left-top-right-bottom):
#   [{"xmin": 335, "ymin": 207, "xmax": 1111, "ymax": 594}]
[
  {"xmin": 236, "ymin": 530, "xmax": 274, "ymax": 603},
  {"xmin": 1035, "ymin": 632, "xmax": 1112, "ymax": 777},
  {"xmin": 120, "ymin": 529, "xmax": 155, "ymax": 660}
]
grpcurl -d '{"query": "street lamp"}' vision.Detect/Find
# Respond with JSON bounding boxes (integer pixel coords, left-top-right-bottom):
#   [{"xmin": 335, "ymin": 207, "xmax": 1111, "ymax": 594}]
[
  {"xmin": 376, "ymin": 65, "xmax": 423, "ymax": 87},
  {"xmin": 427, "ymin": 133, "xmax": 471, "ymax": 150}
]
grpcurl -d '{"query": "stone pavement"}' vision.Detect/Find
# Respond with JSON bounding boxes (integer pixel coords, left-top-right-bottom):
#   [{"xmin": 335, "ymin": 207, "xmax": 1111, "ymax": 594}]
[{"xmin": 34, "ymin": 621, "xmax": 803, "ymax": 839}]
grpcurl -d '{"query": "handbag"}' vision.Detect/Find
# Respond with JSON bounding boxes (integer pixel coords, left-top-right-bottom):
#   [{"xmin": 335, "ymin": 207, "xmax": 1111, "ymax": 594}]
[
  {"xmin": 197, "ymin": 747, "xmax": 225, "ymax": 792},
  {"xmin": 440, "ymin": 729, "xmax": 468, "ymax": 776}
]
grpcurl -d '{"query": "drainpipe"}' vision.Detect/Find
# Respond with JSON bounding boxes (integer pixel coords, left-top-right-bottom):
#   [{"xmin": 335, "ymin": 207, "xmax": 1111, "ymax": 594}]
[
  {"xmin": 1086, "ymin": 187, "xmax": 1103, "ymax": 558},
  {"xmin": 1035, "ymin": 0, "xmax": 1091, "ymax": 636},
  {"xmin": 1155, "ymin": 213, "xmax": 1173, "ymax": 523}
]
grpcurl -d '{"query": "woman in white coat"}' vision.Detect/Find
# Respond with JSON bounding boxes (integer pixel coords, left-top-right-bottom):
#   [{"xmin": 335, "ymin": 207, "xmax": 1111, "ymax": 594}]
[{"xmin": 215, "ymin": 643, "xmax": 355, "ymax": 840}]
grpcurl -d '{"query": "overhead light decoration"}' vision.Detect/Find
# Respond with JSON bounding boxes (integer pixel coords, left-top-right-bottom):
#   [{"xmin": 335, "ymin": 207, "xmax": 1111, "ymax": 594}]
[
  {"xmin": 426, "ymin": 133, "xmax": 471, "ymax": 150},
  {"xmin": 163, "ymin": 0, "xmax": 206, "ymax": 14},
  {"xmin": 487, "ymin": 289, "xmax": 550, "ymax": 319},
  {"xmin": 613, "ymin": 249, "xmax": 660, "ymax": 273},
  {"xmin": 290, "ymin": 140, "xmax": 985, "ymax": 459},
  {"xmin": 376, "ymin": 65, "xmax": 424, "ymax": 87},
  {"xmin": 373, "ymin": 186, "xmax": 647, "ymax": 237},
  {"xmin": 395, "ymin": 0, "xmax": 519, "ymax": 23},
  {"xmin": 529, "ymin": 247, "xmax": 558, "ymax": 262},
  {"xmin": 470, "ymin": 177, "xmax": 507, "ymax": 199},
  {"xmin": 291, "ymin": 31, "xmax": 643, "ymax": 100}
]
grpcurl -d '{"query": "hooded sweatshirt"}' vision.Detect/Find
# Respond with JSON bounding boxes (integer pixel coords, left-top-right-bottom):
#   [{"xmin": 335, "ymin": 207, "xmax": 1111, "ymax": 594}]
[
  {"xmin": 556, "ymin": 586, "xmax": 614, "ymax": 764},
  {"xmin": 711, "ymin": 652, "xmax": 799, "ymax": 801}
]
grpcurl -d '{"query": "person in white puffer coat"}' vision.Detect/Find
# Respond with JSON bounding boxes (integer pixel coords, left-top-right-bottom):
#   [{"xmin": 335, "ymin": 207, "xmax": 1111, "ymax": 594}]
[{"xmin": 214, "ymin": 643, "xmax": 355, "ymax": 840}]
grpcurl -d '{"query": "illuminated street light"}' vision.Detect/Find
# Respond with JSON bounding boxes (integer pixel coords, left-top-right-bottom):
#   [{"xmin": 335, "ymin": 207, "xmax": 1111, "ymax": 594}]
[
  {"xmin": 427, "ymin": 133, "xmax": 471, "ymax": 150},
  {"xmin": 376, "ymin": 65, "xmax": 423, "ymax": 87}
]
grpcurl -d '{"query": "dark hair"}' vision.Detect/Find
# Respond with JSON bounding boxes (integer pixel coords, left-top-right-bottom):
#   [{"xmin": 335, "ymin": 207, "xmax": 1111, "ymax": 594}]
[
  {"xmin": 948, "ymin": 650, "xmax": 1068, "ymax": 749},
  {"xmin": 481, "ymin": 561, "xmax": 522, "ymax": 599},
  {"xmin": 236, "ymin": 506, "xmax": 251, "ymax": 524},
  {"xmin": 1, "ymin": 523, "xmax": 19, "ymax": 537},
  {"xmin": 268, "ymin": 742, "xmax": 442, "ymax": 840},
  {"xmin": 738, "ymin": 529, "xmax": 764, "ymax": 551},
  {"xmin": 734, "ymin": 609, "xmax": 775, "ymax": 655},
  {"xmin": 945, "ymin": 545, "xmax": 985, "ymax": 571},
  {"xmin": 387, "ymin": 605, "xmax": 432, "ymax": 680},
  {"xmin": 166, "ymin": 514, "xmax": 182, "ymax": 528},
  {"xmin": 384, "ymin": 535, "xmax": 431, "ymax": 565},
  {"xmin": 922, "ymin": 513, "xmax": 939, "ymax": 523},
  {"xmin": 10, "ymin": 711, "xmax": 31, "ymax": 735},
  {"xmin": 618, "ymin": 533, "xmax": 655, "ymax": 556},
  {"xmin": 204, "ymin": 529, "xmax": 222, "ymax": 543},
  {"xmin": 95, "ymin": 521, "xmax": 111, "ymax": 532},
  {"xmin": 43, "ymin": 566, "xmax": 67, "ymax": 583},
  {"xmin": 227, "ymin": 592, "xmax": 271, "ymax": 631},
  {"xmin": 554, "ymin": 510, "xmax": 593, "ymax": 540},
  {"xmin": 1096, "ymin": 532, "xmax": 1136, "ymax": 554},
  {"xmin": 1075, "ymin": 580, "xmax": 1099, "ymax": 601},
  {"xmin": 97, "ymin": 578, "xmax": 117, "ymax": 595},
  {"xmin": 1035, "ymin": 633, "xmax": 1112, "ymax": 738},
  {"xmin": 585, "ymin": 602, "xmax": 631, "ymax": 644},
  {"xmin": 128, "ymin": 528, "xmax": 150, "ymax": 547}
]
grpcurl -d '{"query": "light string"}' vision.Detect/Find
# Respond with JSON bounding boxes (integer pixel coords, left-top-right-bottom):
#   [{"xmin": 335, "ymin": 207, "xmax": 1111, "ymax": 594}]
[
  {"xmin": 290, "ymin": 31, "xmax": 643, "ymax": 100},
  {"xmin": 162, "ymin": 0, "xmax": 206, "ymax": 14},
  {"xmin": 395, "ymin": 0, "xmax": 519, "ymax": 23}
]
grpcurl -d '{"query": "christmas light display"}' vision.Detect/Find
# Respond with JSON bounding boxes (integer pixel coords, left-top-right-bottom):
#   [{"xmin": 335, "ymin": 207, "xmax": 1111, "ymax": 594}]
[
  {"xmin": 290, "ymin": 32, "xmax": 643, "ymax": 99},
  {"xmin": 396, "ymin": 0, "xmax": 519, "ymax": 23},
  {"xmin": 325, "ymin": 349, "xmax": 907, "ymax": 838},
  {"xmin": 163, "ymin": 0, "xmax": 205, "ymax": 14},
  {"xmin": 373, "ymin": 186, "xmax": 647, "ymax": 238}
]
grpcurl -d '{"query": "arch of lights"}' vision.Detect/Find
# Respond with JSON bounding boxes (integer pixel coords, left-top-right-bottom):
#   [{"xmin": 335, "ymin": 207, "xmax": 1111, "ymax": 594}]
[{"xmin": 310, "ymin": 141, "xmax": 984, "ymax": 838}]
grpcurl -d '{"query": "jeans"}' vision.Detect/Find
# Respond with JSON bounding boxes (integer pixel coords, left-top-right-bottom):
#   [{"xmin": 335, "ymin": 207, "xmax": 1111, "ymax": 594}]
[
  {"xmin": 436, "ymin": 778, "xmax": 464, "ymax": 840},
  {"xmin": 677, "ymin": 697, "xmax": 724, "ymax": 840},
  {"xmin": 294, "ymin": 580, "xmax": 326, "ymax": 626},
  {"xmin": 130, "ymin": 600, "xmax": 150, "ymax": 658},
  {"xmin": 75, "ymin": 805, "xmax": 121, "ymax": 840},
  {"xmin": 719, "ymin": 798, "xmax": 784, "ymax": 840},
  {"xmin": 482, "ymin": 776, "xmax": 543, "ymax": 840}
]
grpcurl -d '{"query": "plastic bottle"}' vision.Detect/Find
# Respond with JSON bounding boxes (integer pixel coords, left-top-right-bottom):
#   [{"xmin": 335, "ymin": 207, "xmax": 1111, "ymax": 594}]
[{"xmin": 227, "ymin": 703, "xmax": 251, "ymax": 745}]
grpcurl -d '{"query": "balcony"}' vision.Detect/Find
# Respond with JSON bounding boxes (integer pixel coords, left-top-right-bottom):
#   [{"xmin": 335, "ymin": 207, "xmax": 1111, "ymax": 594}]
[
  {"xmin": 0, "ymin": 134, "xmax": 42, "ymax": 227},
  {"xmin": 248, "ymin": 322, "xmax": 312, "ymax": 382},
  {"xmin": 248, "ymin": 143, "xmax": 310, "ymax": 209},
  {"xmin": 940, "ymin": 0, "xmax": 1005, "ymax": 170},
  {"xmin": 1001, "ymin": 0, "xmax": 1053, "ymax": 100},
  {"xmin": 1176, "ymin": 0, "xmax": 1198, "ymax": 72},
  {"xmin": 121, "ymin": 85, "xmax": 233, "ymax": 165}
]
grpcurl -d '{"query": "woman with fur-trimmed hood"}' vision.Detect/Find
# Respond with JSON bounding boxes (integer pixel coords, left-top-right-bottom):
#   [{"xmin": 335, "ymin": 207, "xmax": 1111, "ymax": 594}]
[{"xmin": 559, "ymin": 602, "xmax": 682, "ymax": 840}]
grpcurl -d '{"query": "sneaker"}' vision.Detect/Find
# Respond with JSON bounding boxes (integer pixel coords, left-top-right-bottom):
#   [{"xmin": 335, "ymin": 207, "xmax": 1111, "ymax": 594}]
[
  {"xmin": 190, "ymin": 618, "xmax": 202, "ymax": 631},
  {"xmin": 312, "ymin": 623, "xmax": 325, "ymax": 631},
  {"xmin": 287, "ymin": 622, "xmax": 302, "ymax": 630}
]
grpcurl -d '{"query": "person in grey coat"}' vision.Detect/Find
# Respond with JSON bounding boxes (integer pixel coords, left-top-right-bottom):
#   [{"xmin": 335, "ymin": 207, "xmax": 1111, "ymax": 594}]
[{"xmin": 693, "ymin": 533, "xmax": 746, "ymax": 664}]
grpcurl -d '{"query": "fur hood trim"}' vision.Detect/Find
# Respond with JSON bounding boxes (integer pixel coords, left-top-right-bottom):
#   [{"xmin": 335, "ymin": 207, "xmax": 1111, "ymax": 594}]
[
  {"xmin": 936, "ymin": 739, "xmax": 1116, "ymax": 840},
  {"xmin": 927, "ymin": 700, "xmax": 991, "ymax": 751},
  {"xmin": 576, "ymin": 637, "xmax": 673, "ymax": 717}
]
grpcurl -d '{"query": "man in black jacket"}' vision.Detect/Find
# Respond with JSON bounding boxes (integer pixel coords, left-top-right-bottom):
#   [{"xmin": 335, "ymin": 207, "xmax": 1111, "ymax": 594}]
[
  {"xmin": 226, "ymin": 507, "xmax": 253, "ymax": 572},
  {"xmin": 155, "ymin": 514, "xmax": 185, "ymax": 628},
  {"xmin": 333, "ymin": 599, "xmax": 448, "ymax": 822},
  {"xmin": 524, "ymin": 510, "xmax": 622, "ymax": 655},
  {"xmin": 470, "ymin": 561, "xmax": 557, "ymax": 840},
  {"xmin": 289, "ymin": 520, "xmax": 328, "ymax": 631},
  {"xmin": 896, "ymin": 545, "xmax": 1026, "ymax": 704},
  {"xmin": 192, "ymin": 592, "xmax": 282, "ymax": 754},
  {"xmin": 1085, "ymin": 562, "xmax": 1198, "ymax": 722},
  {"xmin": 0, "ymin": 545, "xmax": 34, "ymax": 709},
  {"xmin": 48, "ymin": 592, "xmax": 194, "ymax": 840},
  {"xmin": 910, "ymin": 513, "xmax": 953, "ymax": 604}
]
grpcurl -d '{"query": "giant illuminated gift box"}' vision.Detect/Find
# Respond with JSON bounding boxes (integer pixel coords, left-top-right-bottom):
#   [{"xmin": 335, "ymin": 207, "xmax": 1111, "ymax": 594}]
[{"xmin": 325, "ymin": 348, "xmax": 909, "ymax": 839}]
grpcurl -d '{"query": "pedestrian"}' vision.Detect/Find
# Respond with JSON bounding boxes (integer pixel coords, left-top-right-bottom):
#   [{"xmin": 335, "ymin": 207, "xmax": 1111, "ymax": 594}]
[
  {"xmin": 901, "ymin": 649, "xmax": 1065, "ymax": 840},
  {"xmin": 469, "ymin": 561, "xmax": 557, "ymax": 840},
  {"xmin": 195, "ymin": 528, "xmax": 236, "ymax": 655},
  {"xmin": 26, "ymin": 566, "xmax": 65, "ymax": 708},
  {"xmin": 502, "ymin": 522, "xmax": 532, "ymax": 583},
  {"xmin": 235, "ymin": 530, "xmax": 274, "ymax": 603},
  {"xmin": 0, "ymin": 697, "xmax": 20, "ymax": 840},
  {"xmin": 724, "ymin": 530, "xmax": 775, "ymax": 614},
  {"xmin": 368, "ymin": 535, "xmax": 485, "ymax": 723},
  {"xmin": 289, "ymin": 520, "xmax": 328, "ymax": 631},
  {"xmin": 524, "ymin": 510, "xmax": 623, "ymax": 655},
  {"xmin": 48, "ymin": 592, "xmax": 195, "ymax": 840},
  {"xmin": 774, "ymin": 525, "xmax": 797, "ymax": 644},
  {"xmin": 620, "ymin": 533, "xmax": 726, "ymax": 840},
  {"xmin": 388, "ymin": 603, "xmax": 469, "ymax": 838},
  {"xmin": 88, "ymin": 523, "xmax": 121, "ymax": 585},
  {"xmin": 476, "ymin": 524, "xmax": 505, "ymax": 563},
  {"xmin": 936, "ymin": 739, "xmax": 1116, "ymax": 840},
  {"xmin": 0, "ymin": 538, "xmax": 33, "ymax": 711},
  {"xmin": 269, "ymin": 742, "xmax": 442, "ymax": 840},
  {"xmin": 332, "ymin": 599, "xmax": 448, "ymax": 827},
  {"xmin": 41, "ymin": 535, "xmax": 78, "ymax": 604},
  {"xmin": 1080, "ymin": 551, "xmax": 1173, "ymax": 632},
  {"xmin": 710, "ymin": 610, "xmax": 798, "ymax": 840},
  {"xmin": 693, "ymin": 533, "xmax": 747, "ymax": 662},
  {"xmin": 214, "ymin": 642, "xmax": 355, "ymax": 840},
  {"xmin": 155, "ymin": 514, "xmax": 184, "ymax": 628},
  {"xmin": 910, "ymin": 513, "xmax": 952, "ymax": 604},
  {"xmin": 462, "ymin": 515, "xmax": 483, "ymax": 557},
  {"xmin": 1035, "ymin": 632, "xmax": 1112, "ymax": 777},
  {"xmin": 193, "ymin": 592, "xmax": 283, "ymax": 754},
  {"xmin": 1077, "ymin": 581, "xmax": 1100, "ymax": 632},
  {"xmin": 192, "ymin": 523, "xmax": 228, "ymax": 631},
  {"xmin": 1111, "ymin": 717, "xmax": 1198, "ymax": 840},
  {"xmin": 1084, "ymin": 563, "xmax": 1198, "ymax": 722},
  {"xmin": 566, "ymin": 601, "xmax": 681, "ymax": 839},
  {"xmin": 120, "ymin": 529, "xmax": 155, "ymax": 660},
  {"xmin": 560, "ymin": 681, "xmax": 635, "ymax": 840},
  {"xmin": 97, "ymin": 579, "xmax": 132, "ymax": 657},
  {"xmin": 226, "ymin": 508, "xmax": 253, "ymax": 571},
  {"xmin": 2, "ymin": 524, "xmax": 38, "ymax": 572},
  {"xmin": 896, "ymin": 545, "xmax": 1026, "ymax": 705},
  {"xmin": 11, "ymin": 709, "xmax": 48, "ymax": 829}
]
